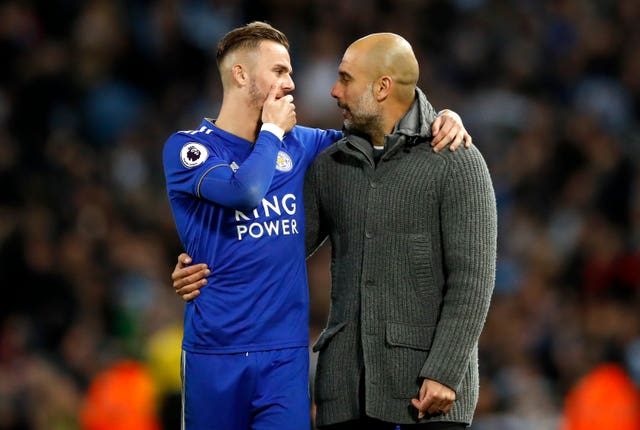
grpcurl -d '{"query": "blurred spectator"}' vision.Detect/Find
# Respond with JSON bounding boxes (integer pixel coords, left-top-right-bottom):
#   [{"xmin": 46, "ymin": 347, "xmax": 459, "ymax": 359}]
[
  {"xmin": 560, "ymin": 363, "xmax": 640, "ymax": 430},
  {"xmin": 79, "ymin": 360, "xmax": 160, "ymax": 430}
]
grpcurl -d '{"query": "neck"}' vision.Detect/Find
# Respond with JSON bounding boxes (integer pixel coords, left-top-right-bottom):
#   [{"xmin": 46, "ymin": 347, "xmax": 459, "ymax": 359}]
[
  {"xmin": 215, "ymin": 96, "xmax": 261, "ymax": 142},
  {"xmin": 379, "ymin": 99, "xmax": 413, "ymax": 142},
  {"xmin": 370, "ymin": 133, "xmax": 385, "ymax": 148},
  {"xmin": 371, "ymin": 111, "xmax": 401, "ymax": 148},
  {"xmin": 364, "ymin": 93, "xmax": 415, "ymax": 148}
]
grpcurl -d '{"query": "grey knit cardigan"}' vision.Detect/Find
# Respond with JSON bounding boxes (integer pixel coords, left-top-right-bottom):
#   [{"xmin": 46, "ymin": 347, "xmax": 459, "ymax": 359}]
[{"xmin": 304, "ymin": 88, "xmax": 497, "ymax": 427}]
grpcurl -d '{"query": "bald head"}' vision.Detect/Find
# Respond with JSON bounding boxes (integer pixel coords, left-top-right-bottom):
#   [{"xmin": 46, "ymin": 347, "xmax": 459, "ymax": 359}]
[
  {"xmin": 331, "ymin": 32, "xmax": 421, "ymax": 141},
  {"xmin": 345, "ymin": 33, "xmax": 419, "ymax": 103}
]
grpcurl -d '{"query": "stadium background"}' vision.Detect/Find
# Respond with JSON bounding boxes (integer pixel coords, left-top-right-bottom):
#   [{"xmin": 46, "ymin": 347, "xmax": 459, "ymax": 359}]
[{"xmin": 1, "ymin": 1, "xmax": 639, "ymax": 429}]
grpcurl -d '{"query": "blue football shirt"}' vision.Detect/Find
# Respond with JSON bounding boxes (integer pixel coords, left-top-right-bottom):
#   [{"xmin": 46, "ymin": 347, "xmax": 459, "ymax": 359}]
[{"xmin": 163, "ymin": 118, "xmax": 341, "ymax": 353}]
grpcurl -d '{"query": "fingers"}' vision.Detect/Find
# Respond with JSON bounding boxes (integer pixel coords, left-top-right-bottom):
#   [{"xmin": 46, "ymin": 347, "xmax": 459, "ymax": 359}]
[
  {"xmin": 432, "ymin": 127, "xmax": 472, "ymax": 153},
  {"xmin": 430, "ymin": 114, "xmax": 453, "ymax": 151},
  {"xmin": 445, "ymin": 129, "xmax": 474, "ymax": 151},
  {"xmin": 267, "ymin": 82, "xmax": 282, "ymax": 102},
  {"xmin": 411, "ymin": 381, "xmax": 431, "ymax": 419},
  {"xmin": 172, "ymin": 264, "xmax": 209, "ymax": 287},
  {"xmin": 179, "ymin": 289, "xmax": 201, "ymax": 301},
  {"xmin": 431, "ymin": 115, "xmax": 443, "ymax": 142},
  {"xmin": 174, "ymin": 253, "xmax": 191, "ymax": 272},
  {"xmin": 171, "ymin": 251, "xmax": 210, "ymax": 302},
  {"xmin": 412, "ymin": 379, "xmax": 456, "ymax": 419},
  {"xmin": 176, "ymin": 277, "xmax": 206, "ymax": 301},
  {"xmin": 261, "ymin": 83, "xmax": 296, "ymax": 132},
  {"xmin": 447, "ymin": 130, "xmax": 465, "ymax": 152},
  {"xmin": 173, "ymin": 266, "xmax": 209, "ymax": 302},
  {"xmin": 179, "ymin": 252, "xmax": 192, "ymax": 264},
  {"xmin": 411, "ymin": 396, "xmax": 454, "ymax": 419},
  {"xmin": 267, "ymin": 82, "xmax": 294, "ymax": 106},
  {"xmin": 431, "ymin": 110, "xmax": 473, "ymax": 153},
  {"xmin": 411, "ymin": 397, "xmax": 428, "ymax": 419},
  {"xmin": 411, "ymin": 396, "xmax": 444, "ymax": 419},
  {"xmin": 463, "ymin": 131, "xmax": 473, "ymax": 148},
  {"xmin": 432, "ymin": 126, "xmax": 459, "ymax": 153}
]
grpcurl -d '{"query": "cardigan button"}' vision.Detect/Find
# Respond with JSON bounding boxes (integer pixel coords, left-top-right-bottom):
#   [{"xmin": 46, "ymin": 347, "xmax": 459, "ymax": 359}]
[
  {"xmin": 369, "ymin": 181, "xmax": 378, "ymax": 188},
  {"xmin": 365, "ymin": 230, "xmax": 373, "ymax": 239}
]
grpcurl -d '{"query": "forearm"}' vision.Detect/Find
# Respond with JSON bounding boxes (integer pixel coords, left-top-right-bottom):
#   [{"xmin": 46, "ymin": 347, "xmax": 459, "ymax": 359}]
[
  {"xmin": 420, "ymin": 150, "xmax": 497, "ymax": 390},
  {"xmin": 199, "ymin": 129, "xmax": 282, "ymax": 210}
]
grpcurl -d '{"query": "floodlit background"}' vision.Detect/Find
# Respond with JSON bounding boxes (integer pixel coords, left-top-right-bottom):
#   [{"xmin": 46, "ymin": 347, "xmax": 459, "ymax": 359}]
[{"xmin": 1, "ymin": 1, "xmax": 639, "ymax": 429}]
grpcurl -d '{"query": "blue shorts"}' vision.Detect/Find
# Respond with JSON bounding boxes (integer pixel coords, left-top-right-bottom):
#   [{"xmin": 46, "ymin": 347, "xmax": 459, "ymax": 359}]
[{"xmin": 181, "ymin": 347, "xmax": 310, "ymax": 430}]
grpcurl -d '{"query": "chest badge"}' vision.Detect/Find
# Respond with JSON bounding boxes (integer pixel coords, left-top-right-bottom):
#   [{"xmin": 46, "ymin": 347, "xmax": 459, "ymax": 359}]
[{"xmin": 275, "ymin": 150, "xmax": 293, "ymax": 172}]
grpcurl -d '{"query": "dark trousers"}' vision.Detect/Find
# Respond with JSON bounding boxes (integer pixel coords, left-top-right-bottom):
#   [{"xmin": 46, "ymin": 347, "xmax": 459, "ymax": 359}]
[{"xmin": 320, "ymin": 419, "xmax": 466, "ymax": 429}]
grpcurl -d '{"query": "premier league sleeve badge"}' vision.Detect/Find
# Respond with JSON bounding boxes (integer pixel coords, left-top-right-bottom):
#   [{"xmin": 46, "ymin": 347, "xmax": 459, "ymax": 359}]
[{"xmin": 180, "ymin": 142, "xmax": 209, "ymax": 168}]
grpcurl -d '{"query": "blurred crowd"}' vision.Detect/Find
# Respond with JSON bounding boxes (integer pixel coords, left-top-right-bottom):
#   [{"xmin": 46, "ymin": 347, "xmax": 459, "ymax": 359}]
[{"xmin": 1, "ymin": 0, "xmax": 639, "ymax": 429}]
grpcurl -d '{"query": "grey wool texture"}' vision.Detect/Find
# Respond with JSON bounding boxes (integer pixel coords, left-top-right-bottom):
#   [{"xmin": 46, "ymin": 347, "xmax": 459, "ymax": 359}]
[{"xmin": 305, "ymin": 89, "xmax": 497, "ymax": 426}]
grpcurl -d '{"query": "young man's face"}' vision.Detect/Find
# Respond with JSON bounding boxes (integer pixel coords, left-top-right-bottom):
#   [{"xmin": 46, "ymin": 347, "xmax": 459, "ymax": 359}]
[
  {"xmin": 330, "ymin": 48, "xmax": 382, "ymax": 135},
  {"xmin": 248, "ymin": 41, "xmax": 294, "ymax": 109}
]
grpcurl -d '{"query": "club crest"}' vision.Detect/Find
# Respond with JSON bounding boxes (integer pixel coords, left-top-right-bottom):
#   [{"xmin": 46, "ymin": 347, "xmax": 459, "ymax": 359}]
[
  {"xmin": 276, "ymin": 150, "xmax": 293, "ymax": 172},
  {"xmin": 180, "ymin": 142, "xmax": 208, "ymax": 168}
]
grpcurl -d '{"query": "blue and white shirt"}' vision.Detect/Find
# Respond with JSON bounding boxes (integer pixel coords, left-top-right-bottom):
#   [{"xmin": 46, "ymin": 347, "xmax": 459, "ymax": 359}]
[{"xmin": 163, "ymin": 118, "xmax": 341, "ymax": 353}]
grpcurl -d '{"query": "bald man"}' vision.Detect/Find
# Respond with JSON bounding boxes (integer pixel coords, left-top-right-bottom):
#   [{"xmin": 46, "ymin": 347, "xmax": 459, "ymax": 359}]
[{"xmin": 304, "ymin": 33, "xmax": 497, "ymax": 429}]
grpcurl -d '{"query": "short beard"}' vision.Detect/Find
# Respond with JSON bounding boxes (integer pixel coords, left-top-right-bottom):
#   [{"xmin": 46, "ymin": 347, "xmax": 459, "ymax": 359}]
[
  {"xmin": 343, "ymin": 89, "xmax": 383, "ymax": 137},
  {"xmin": 248, "ymin": 80, "xmax": 265, "ymax": 112}
]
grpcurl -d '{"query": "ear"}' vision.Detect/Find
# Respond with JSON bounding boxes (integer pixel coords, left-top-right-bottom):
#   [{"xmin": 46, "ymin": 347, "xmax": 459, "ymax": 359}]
[
  {"xmin": 374, "ymin": 76, "xmax": 392, "ymax": 101},
  {"xmin": 231, "ymin": 64, "xmax": 248, "ymax": 87}
]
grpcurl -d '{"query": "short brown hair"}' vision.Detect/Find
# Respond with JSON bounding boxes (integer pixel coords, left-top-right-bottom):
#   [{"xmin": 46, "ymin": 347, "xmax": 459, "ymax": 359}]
[{"xmin": 216, "ymin": 21, "xmax": 289, "ymax": 67}]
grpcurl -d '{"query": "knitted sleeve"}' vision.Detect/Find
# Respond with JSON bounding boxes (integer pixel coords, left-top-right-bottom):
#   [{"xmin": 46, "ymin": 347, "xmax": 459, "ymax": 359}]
[{"xmin": 419, "ymin": 146, "xmax": 497, "ymax": 391}]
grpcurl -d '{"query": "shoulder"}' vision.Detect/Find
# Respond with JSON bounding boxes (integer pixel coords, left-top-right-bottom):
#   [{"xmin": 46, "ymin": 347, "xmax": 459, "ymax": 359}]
[
  {"xmin": 433, "ymin": 145, "xmax": 495, "ymax": 200},
  {"xmin": 312, "ymin": 136, "xmax": 347, "ymax": 163},
  {"xmin": 306, "ymin": 136, "xmax": 349, "ymax": 177},
  {"xmin": 287, "ymin": 125, "xmax": 342, "ymax": 144},
  {"xmin": 432, "ymin": 144, "xmax": 489, "ymax": 171},
  {"xmin": 164, "ymin": 124, "xmax": 214, "ymax": 149},
  {"xmin": 163, "ymin": 127, "xmax": 218, "ymax": 170}
]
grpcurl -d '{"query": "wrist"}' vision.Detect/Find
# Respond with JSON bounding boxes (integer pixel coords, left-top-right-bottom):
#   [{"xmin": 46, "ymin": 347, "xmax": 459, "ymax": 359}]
[{"xmin": 260, "ymin": 123, "xmax": 285, "ymax": 140}]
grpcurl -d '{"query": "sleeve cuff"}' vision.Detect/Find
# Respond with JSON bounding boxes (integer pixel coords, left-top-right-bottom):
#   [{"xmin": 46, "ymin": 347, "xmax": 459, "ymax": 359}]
[{"xmin": 260, "ymin": 123, "xmax": 285, "ymax": 140}]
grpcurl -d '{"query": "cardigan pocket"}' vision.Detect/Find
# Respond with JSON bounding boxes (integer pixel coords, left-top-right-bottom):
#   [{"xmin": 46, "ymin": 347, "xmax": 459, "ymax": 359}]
[
  {"xmin": 385, "ymin": 322, "xmax": 435, "ymax": 398},
  {"xmin": 386, "ymin": 322, "xmax": 435, "ymax": 349}
]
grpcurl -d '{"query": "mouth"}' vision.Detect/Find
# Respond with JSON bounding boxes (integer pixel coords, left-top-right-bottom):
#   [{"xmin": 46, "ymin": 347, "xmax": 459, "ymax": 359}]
[{"xmin": 337, "ymin": 103, "xmax": 350, "ymax": 118}]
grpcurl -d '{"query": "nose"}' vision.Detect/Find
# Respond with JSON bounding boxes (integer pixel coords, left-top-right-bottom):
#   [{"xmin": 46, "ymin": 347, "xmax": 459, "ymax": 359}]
[
  {"xmin": 330, "ymin": 81, "xmax": 340, "ymax": 99},
  {"xmin": 282, "ymin": 74, "xmax": 295, "ymax": 92}
]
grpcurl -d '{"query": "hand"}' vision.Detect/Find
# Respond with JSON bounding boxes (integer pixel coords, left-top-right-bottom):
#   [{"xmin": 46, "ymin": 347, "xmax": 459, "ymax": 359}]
[
  {"xmin": 261, "ymin": 83, "xmax": 296, "ymax": 133},
  {"xmin": 431, "ymin": 109, "xmax": 472, "ymax": 153},
  {"xmin": 411, "ymin": 379, "xmax": 456, "ymax": 419},
  {"xmin": 171, "ymin": 253, "xmax": 210, "ymax": 301}
]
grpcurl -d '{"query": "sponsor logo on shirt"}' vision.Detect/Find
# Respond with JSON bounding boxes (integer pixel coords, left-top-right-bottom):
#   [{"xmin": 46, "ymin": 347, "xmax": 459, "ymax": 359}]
[
  {"xmin": 180, "ymin": 142, "xmax": 208, "ymax": 168},
  {"xmin": 275, "ymin": 151, "xmax": 293, "ymax": 172},
  {"xmin": 234, "ymin": 194, "xmax": 299, "ymax": 240}
]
